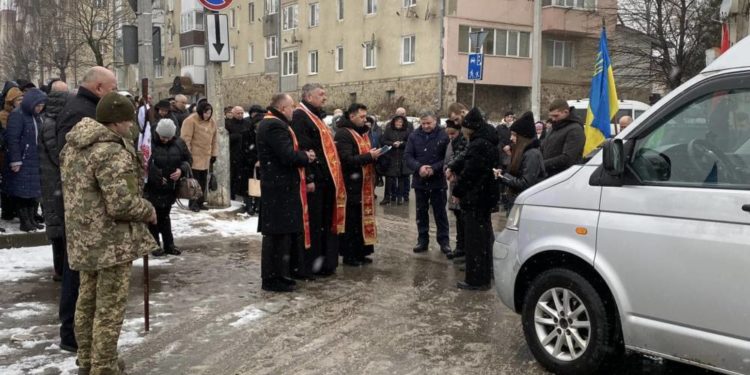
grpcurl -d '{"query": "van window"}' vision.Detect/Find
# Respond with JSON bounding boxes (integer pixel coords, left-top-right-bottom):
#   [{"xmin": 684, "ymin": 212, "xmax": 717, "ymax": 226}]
[
  {"xmin": 634, "ymin": 110, "xmax": 645, "ymax": 119},
  {"xmin": 630, "ymin": 89, "xmax": 750, "ymax": 188}
]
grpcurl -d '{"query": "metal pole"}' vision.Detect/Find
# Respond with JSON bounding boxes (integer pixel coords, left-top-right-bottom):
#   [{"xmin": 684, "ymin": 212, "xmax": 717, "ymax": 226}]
[
  {"xmin": 472, "ymin": 80, "xmax": 476, "ymax": 107},
  {"xmin": 531, "ymin": 0, "xmax": 542, "ymax": 120},
  {"xmin": 137, "ymin": 0, "xmax": 153, "ymax": 94},
  {"xmin": 142, "ymin": 75, "xmax": 150, "ymax": 333}
]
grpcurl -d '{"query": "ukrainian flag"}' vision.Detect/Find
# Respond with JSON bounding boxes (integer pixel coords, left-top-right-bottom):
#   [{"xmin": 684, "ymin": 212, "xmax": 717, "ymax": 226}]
[{"xmin": 583, "ymin": 28, "xmax": 619, "ymax": 155}]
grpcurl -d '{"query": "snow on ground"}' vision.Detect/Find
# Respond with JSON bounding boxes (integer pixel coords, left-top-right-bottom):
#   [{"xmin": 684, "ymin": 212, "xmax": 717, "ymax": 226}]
[
  {"xmin": 0, "ymin": 246, "xmax": 53, "ymax": 282},
  {"xmin": 3, "ymin": 302, "xmax": 50, "ymax": 320},
  {"xmin": 228, "ymin": 305, "xmax": 266, "ymax": 328},
  {"xmin": 171, "ymin": 199, "xmax": 259, "ymax": 238}
]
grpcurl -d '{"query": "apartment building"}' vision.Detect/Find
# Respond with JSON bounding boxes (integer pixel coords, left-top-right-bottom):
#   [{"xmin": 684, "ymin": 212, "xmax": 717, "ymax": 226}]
[{"xmin": 722, "ymin": 0, "xmax": 750, "ymax": 44}]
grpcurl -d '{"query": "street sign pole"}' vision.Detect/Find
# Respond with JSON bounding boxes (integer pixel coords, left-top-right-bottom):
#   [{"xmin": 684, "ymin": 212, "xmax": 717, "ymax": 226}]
[{"xmin": 468, "ymin": 31, "xmax": 488, "ymax": 109}]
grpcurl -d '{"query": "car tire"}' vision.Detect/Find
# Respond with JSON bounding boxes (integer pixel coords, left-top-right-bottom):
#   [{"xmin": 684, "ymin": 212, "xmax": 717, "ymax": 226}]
[{"xmin": 521, "ymin": 268, "xmax": 621, "ymax": 375}]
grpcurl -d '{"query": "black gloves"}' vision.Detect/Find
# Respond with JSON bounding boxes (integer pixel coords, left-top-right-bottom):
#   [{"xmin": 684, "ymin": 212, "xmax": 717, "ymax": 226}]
[{"xmin": 210, "ymin": 156, "xmax": 217, "ymax": 165}]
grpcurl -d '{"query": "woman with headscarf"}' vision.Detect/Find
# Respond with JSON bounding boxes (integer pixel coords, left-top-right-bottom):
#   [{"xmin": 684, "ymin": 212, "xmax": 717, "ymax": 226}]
[
  {"xmin": 180, "ymin": 100, "xmax": 218, "ymax": 211},
  {"xmin": 496, "ymin": 112, "xmax": 547, "ymax": 209}
]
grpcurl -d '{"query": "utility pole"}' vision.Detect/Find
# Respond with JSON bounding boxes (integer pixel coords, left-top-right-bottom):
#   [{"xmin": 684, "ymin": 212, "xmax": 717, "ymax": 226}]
[
  {"xmin": 137, "ymin": 0, "xmax": 153, "ymax": 96},
  {"xmin": 205, "ymin": 10, "xmax": 230, "ymax": 208},
  {"xmin": 531, "ymin": 0, "xmax": 542, "ymax": 120}
]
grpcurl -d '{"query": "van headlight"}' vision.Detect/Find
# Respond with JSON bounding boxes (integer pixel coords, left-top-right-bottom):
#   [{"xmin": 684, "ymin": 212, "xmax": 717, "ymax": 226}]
[{"xmin": 506, "ymin": 204, "xmax": 522, "ymax": 231}]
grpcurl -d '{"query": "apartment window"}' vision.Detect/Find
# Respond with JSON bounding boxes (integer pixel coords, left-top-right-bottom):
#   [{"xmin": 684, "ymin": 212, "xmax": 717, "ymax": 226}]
[
  {"xmin": 230, "ymin": 46, "xmax": 236, "ymax": 67},
  {"xmin": 363, "ymin": 42, "xmax": 376, "ymax": 69},
  {"xmin": 282, "ymin": 4, "xmax": 298, "ymax": 30},
  {"xmin": 182, "ymin": 48, "xmax": 194, "ymax": 66},
  {"xmin": 403, "ymin": 0, "xmax": 416, "ymax": 7},
  {"xmin": 94, "ymin": 21, "xmax": 106, "ymax": 32},
  {"xmin": 93, "ymin": 0, "xmax": 106, "ymax": 8},
  {"xmin": 365, "ymin": 0, "xmax": 377, "ymax": 15},
  {"xmin": 401, "ymin": 35, "xmax": 415, "ymax": 64},
  {"xmin": 266, "ymin": 0, "xmax": 279, "ymax": 15},
  {"xmin": 545, "ymin": 39, "xmax": 573, "ymax": 68},
  {"xmin": 155, "ymin": 64, "xmax": 163, "ymax": 78},
  {"xmin": 248, "ymin": 43, "xmax": 254, "ymax": 63},
  {"xmin": 266, "ymin": 35, "xmax": 278, "ymax": 58},
  {"xmin": 542, "ymin": 0, "xmax": 596, "ymax": 10},
  {"xmin": 248, "ymin": 2, "xmax": 255, "ymax": 23},
  {"xmin": 335, "ymin": 45, "xmax": 344, "ymax": 71},
  {"xmin": 181, "ymin": 10, "xmax": 205, "ymax": 32},
  {"xmin": 308, "ymin": 50, "xmax": 318, "ymax": 74},
  {"xmin": 282, "ymin": 50, "xmax": 298, "ymax": 76},
  {"xmin": 230, "ymin": 9, "xmax": 236, "ymax": 28},
  {"xmin": 309, "ymin": 3, "xmax": 320, "ymax": 27},
  {"xmin": 458, "ymin": 25, "xmax": 531, "ymax": 58},
  {"xmin": 337, "ymin": 0, "xmax": 344, "ymax": 20}
]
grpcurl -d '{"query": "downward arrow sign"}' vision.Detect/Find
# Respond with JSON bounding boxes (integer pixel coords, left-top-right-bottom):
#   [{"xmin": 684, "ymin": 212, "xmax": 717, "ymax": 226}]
[{"xmin": 212, "ymin": 13, "xmax": 224, "ymax": 55}]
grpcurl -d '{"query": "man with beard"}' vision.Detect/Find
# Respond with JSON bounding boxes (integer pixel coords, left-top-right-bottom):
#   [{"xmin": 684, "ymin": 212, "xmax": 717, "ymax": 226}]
[
  {"xmin": 290, "ymin": 83, "xmax": 347, "ymax": 278},
  {"xmin": 334, "ymin": 103, "xmax": 382, "ymax": 266},
  {"xmin": 541, "ymin": 99, "xmax": 585, "ymax": 177}
]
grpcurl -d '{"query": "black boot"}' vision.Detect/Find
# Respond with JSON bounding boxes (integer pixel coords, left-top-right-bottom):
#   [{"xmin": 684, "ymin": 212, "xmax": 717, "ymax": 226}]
[
  {"xmin": 30, "ymin": 207, "xmax": 44, "ymax": 230},
  {"xmin": 248, "ymin": 198, "xmax": 257, "ymax": 216},
  {"xmin": 164, "ymin": 245, "xmax": 182, "ymax": 255},
  {"xmin": 379, "ymin": 197, "xmax": 391, "ymax": 206},
  {"xmin": 18, "ymin": 206, "xmax": 35, "ymax": 232}
]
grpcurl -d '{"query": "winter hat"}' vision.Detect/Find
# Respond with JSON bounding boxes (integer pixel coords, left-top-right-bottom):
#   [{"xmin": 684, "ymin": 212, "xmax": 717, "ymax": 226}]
[
  {"xmin": 155, "ymin": 118, "xmax": 177, "ymax": 138},
  {"xmin": 4, "ymin": 87, "xmax": 22, "ymax": 105},
  {"xmin": 445, "ymin": 119, "xmax": 460, "ymax": 130},
  {"xmin": 461, "ymin": 107, "xmax": 485, "ymax": 130},
  {"xmin": 96, "ymin": 92, "xmax": 136, "ymax": 124},
  {"xmin": 155, "ymin": 99, "xmax": 172, "ymax": 110},
  {"xmin": 510, "ymin": 111, "xmax": 536, "ymax": 139},
  {"xmin": 248, "ymin": 104, "xmax": 265, "ymax": 115}
]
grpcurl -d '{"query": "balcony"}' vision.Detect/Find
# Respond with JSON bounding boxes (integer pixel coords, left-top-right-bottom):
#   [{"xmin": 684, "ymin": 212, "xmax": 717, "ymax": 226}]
[
  {"xmin": 181, "ymin": 66, "xmax": 205, "ymax": 85},
  {"xmin": 541, "ymin": 6, "xmax": 601, "ymax": 37}
]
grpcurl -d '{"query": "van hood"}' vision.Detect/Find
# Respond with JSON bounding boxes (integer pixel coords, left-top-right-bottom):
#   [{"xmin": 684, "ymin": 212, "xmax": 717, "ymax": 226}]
[{"xmin": 514, "ymin": 165, "xmax": 582, "ymax": 206}]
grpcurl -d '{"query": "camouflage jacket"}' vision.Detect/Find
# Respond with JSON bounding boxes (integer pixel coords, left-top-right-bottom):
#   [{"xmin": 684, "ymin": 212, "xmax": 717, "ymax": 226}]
[{"xmin": 60, "ymin": 117, "xmax": 157, "ymax": 271}]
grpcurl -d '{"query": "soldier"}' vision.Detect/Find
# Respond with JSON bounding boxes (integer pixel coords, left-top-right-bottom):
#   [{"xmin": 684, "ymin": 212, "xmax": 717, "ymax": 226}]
[{"xmin": 60, "ymin": 92, "xmax": 157, "ymax": 375}]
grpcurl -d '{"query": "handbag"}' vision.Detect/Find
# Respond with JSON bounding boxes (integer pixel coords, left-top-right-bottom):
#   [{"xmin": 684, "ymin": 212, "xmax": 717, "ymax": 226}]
[
  {"xmin": 177, "ymin": 169, "xmax": 203, "ymax": 200},
  {"xmin": 209, "ymin": 172, "xmax": 218, "ymax": 191},
  {"xmin": 248, "ymin": 167, "xmax": 261, "ymax": 197}
]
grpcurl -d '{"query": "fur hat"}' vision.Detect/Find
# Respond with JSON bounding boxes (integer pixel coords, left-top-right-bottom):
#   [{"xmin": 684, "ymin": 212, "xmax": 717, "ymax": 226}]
[
  {"xmin": 510, "ymin": 111, "xmax": 536, "ymax": 139},
  {"xmin": 155, "ymin": 118, "xmax": 177, "ymax": 138},
  {"xmin": 155, "ymin": 99, "xmax": 172, "ymax": 110},
  {"xmin": 96, "ymin": 92, "xmax": 135, "ymax": 124},
  {"xmin": 461, "ymin": 107, "xmax": 485, "ymax": 130}
]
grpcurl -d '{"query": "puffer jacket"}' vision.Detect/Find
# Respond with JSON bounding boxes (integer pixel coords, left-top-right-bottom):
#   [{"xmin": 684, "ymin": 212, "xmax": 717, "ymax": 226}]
[
  {"xmin": 145, "ymin": 137, "xmax": 192, "ymax": 208},
  {"xmin": 39, "ymin": 91, "xmax": 70, "ymax": 240},
  {"xmin": 60, "ymin": 117, "xmax": 157, "ymax": 271},
  {"xmin": 4, "ymin": 89, "xmax": 46, "ymax": 199}
]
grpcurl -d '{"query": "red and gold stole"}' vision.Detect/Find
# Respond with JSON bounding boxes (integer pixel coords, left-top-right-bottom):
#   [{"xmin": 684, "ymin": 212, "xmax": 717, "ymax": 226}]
[
  {"xmin": 297, "ymin": 103, "xmax": 347, "ymax": 234},
  {"xmin": 346, "ymin": 128, "xmax": 377, "ymax": 246},
  {"xmin": 264, "ymin": 112, "xmax": 311, "ymax": 249}
]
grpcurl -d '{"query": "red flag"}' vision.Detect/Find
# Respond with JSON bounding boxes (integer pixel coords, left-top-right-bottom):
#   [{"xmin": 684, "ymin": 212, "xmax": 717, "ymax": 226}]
[{"xmin": 720, "ymin": 23, "xmax": 730, "ymax": 54}]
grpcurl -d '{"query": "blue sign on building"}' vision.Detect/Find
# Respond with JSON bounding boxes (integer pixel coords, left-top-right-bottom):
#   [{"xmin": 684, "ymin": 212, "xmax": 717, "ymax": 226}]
[{"xmin": 468, "ymin": 53, "xmax": 484, "ymax": 80}]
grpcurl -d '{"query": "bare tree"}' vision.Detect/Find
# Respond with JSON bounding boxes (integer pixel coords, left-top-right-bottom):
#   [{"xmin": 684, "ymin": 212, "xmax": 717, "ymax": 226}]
[
  {"xmin": 0, "ymin": 0, "xmax": 43, "ymax": 81},
  {"xmin": 39, "ymin": 0, "xmax": 81, "ymax": 82},
  {"xmin": 68, "ymin": 0, "xmax": 127, "ymax": 67},
  {"xmin": 615, "ymin": 0, "xmax": 723, "ymax": 90}
]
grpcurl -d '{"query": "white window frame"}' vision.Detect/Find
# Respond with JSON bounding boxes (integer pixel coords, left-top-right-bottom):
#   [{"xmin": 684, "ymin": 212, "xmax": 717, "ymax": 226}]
[
  {"xmin": 155, "ymin": 63, "xmax": 163, "ymax": 78},
  {"xmin": 266, "ymin": 0, "xmax": 279, "ymax": 15},
  {"xmin": 309, "ymin": 3, "xmax": 320, "ymax": 28},
  {"xmin": 181, "ymin": 47, "xmax": 195, "ymax": 66},
  {"xmin": 403, "ymin": 0, "xmax": 416, "ymax": 7},
  {"xmin": 248, "ymin": 2, "xmax": 255, "ymax": 23},
  {"xmin": 548, "ymin": 39, "xmax": 573, "ymax": 68},
  {"xmin": 282, "ymin": 4, "xmax": 298, "ymax": 31},
  {"xmin": 181, "ymin": 10, "xmax": 205, "ymax": 33},
  {"xmin": 401, "ymin": 35, "xmax": 415, "ymax": 64},
  {"xmin": 308, "ymin": 50, "xmax": 318, "ymax": 75},
  {"xmin": 365, "ymin": 0, "xmax": 377, "ymax": 15},
  {"xmin": 282, "ymin": 50, "xmax": 298, "ymax": 76},
  {"xmin": 335, "ymin": 45, "xmax": 344, "ymax": 72},
  {"xmin": 363, "ymin": 42, "xmax": 376, "ymax": 69},
  {"xmin": 337, "ymin": 0, "xmax": 344, "ymax": 20},
  {"xmin": 248, "ymin": 43, "xmax": 254, "ymax": 63},
  {"xmin": 544, "ymin": 0, "xmax": 596, "ymax": 10},
  {"xmin": 266, "ymin": 35, "xmax": 278, "ymax": 58}
]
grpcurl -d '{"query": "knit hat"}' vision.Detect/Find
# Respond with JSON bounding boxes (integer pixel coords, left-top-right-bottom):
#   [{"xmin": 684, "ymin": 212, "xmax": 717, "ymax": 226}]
[
  {"xmin": 445, "ymin": 119, "xmax": 460, "ymax": 130},
  {"xmin": 155, "ymin": 118, "xmax": 177, "ymax": 138},
  {"xmin": 461, "ymin": 107, "xmax": 485, "ymax": 130},
  {"xmin": 510, "ymin": 111, "xmax": 536, "ymax": 139},
  {"xmin": 155, "ymin": 99, "xmax": 171, "ymax": 110},
  {"xmin": 96, "ymin": 92, "xmax": 136, "ymax": 124}
]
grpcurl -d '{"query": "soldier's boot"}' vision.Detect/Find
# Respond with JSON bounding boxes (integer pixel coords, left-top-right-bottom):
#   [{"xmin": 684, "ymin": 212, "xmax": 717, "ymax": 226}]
[{"xmin": 79, "ymin": 358, "xmax": 125, "ymax": 375}]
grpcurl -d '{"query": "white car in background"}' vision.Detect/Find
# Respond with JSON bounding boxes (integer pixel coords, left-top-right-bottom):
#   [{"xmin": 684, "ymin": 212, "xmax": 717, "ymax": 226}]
[{"xmin": 568, "ymin": 99, "xmax": 650, "ymax": 135}]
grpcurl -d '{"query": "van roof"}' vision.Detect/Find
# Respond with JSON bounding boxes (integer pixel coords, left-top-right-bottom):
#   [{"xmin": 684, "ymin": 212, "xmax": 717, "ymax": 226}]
[
  {"xmin": 567, "ymin": 99, "xmax": 650, "ymax": 109},
  {"xmin": 703, "ymin": 34, "xmax": 750, "ymax": 73}
]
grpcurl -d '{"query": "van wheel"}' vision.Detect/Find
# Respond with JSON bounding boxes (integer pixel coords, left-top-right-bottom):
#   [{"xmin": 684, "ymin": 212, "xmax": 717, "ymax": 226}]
[{"xmin": 521, "ymin": 268, "xmax": 620, "ymax": 375}]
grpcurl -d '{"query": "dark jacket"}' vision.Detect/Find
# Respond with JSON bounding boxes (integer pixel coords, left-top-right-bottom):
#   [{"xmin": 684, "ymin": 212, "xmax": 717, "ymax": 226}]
[
  {"xmin": 256, "ymin": 107, "xmax": 310, "ymax": 234},
  {"xmin": 541, "ymin": 110, "xmax": 585, "ymax": 176},
  {"xmin": 501, "ymin": 138, "xmax": 546, "ymax": 202},
  {"xmin": 56, "ymin": 86, "xmax": 100, "ymax": 159},
  {"xmin": 226, "ymin": 116, "xmax": 252, "ymax": 194},
  {"xmin": 496, "ymin": 123, "xmax": 512, "ymax": 167},
  {"xmin": 404, "ymin": 126, "xmax": 449, "ymax": 190},
  {"xmin": 445, "ymin": 133, "xmax": 468, "ymax": 211},
  {"xmin": 39, "ymin": 91, "xmax": 70, "ymax": 240},
  {"xmin": 450, "ymin": 122, "xmax": 500, "ymax": 213},
  {"xmin": 4, "ymin": 89, "xmax": 46, "ymax": 199},
  {"xmin": 172, "ymin": 108, "xmax": 190, "ymax": 130},
  {"xmin": 380, "ymin": 117, "xmax": 411, "ymax": 177},
  {"xmin": 145, "ymin": 137, "xmax": 192, "ymax": 208},
  {"xmin": 243, "ymin": 113, "xmax": 262, "ymax": 178},
  {"xmin": 291, "ymin": 101, "xmax": 333, "ymax": 186},
  {"xmin": 368, "ymin": 121, "xmax": 383, "ymax": 149},
  {"xmin": 334, "ymin": 118, "xmax": 376, "ymax": 203}
]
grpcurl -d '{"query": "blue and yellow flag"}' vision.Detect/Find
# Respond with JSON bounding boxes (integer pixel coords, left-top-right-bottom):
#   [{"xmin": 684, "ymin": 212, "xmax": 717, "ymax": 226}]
[{"xmin": 583, "ymin": 28, "xmax": 619, "ymax": 155}]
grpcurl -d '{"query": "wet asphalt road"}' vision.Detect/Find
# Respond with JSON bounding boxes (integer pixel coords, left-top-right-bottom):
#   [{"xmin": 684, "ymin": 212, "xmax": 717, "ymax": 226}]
[{"xmin": 1, "ymin": 189, "xmax": 718, "ymax": 375}]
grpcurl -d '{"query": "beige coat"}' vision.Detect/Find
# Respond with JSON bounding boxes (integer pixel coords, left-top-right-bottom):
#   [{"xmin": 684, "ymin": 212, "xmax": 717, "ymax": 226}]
[{"xmin": 180, "ymin": 113, "xmax": 218, "ymax": 170}]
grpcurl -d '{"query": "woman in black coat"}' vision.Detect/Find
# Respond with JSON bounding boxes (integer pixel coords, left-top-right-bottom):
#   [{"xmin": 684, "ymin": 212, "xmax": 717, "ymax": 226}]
[
  {"xmin": 146, "ymin": 119, "xmax": 192, "ymax": 256},
  {"xmin": 379, "ymin": 115, "xmax": 411, "ymax": 205},
  {"xmin": 498, "ymin": 112, "xmax": 547, "ymax": 208},
  {"xmin": 242, "ymin": 105, "xmax": 264, "ymax": 215}
]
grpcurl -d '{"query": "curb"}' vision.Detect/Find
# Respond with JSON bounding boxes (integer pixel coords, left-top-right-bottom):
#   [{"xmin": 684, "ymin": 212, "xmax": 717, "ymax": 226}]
[{"xmin": 0, "ymin": 231, "xmax": 50, "ymax": 249}]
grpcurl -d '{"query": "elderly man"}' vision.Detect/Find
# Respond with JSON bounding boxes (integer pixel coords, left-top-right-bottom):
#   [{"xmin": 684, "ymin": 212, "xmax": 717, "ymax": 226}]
[
  {"xmin": 226, "ymin": 106, "xmax": 251, "ymax": 200},
  {"xmin": 55, "ymin": 66, "xmax": 118, "ymax": 353},
  {"xmin": 172, "ymin": 94, "xmax": 190, "ymax": 128},
  {"xmin": 618, "ymin": 115, "xmax": 633, "ymax": 133},
  {"xmin": 61, "ymin": 92, "xmax": 157, "ymax": 375},
  {"xmin": 256, "ymin": 93, "xmax": 315, "ymax": 292}
]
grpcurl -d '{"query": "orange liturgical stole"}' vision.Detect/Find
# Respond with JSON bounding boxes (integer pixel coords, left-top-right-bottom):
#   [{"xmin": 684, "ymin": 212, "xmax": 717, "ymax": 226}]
[{"xmin": 346, "ymin": 128, "xmax": 377, "ymax": 246}]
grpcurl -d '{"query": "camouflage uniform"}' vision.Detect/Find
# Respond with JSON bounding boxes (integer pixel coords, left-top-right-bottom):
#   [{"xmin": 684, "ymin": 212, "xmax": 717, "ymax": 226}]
[{"xmin": 60, "ymin": 117, "xmax": 157, "ymax": 375}]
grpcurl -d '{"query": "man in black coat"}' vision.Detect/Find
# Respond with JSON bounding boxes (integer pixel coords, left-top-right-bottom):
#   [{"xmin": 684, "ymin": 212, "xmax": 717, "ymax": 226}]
[
  {"xmin": 172, "ymin": 94, "xmax": 190, "ymax": 129},
  {"xmin": 541, "ymin": 99, "xmax": 585, "ymax": 177},
  {"xmin": 53, "ymin": 67, "xmax": 117, "ymax": 352},
  {"xmin": 226, "ymin": 106, "xmax": 250, "ymax": 200},
  {"xmin": 256, "ymin": 93, "xmax": 315, "ymax": 292},
  {"xmin": 448, "ymin": 107, "xmax": 500, "ymax": 291}
]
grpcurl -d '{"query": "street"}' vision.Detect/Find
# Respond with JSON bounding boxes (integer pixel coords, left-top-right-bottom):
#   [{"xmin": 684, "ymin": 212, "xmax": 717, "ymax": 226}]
[{"xmin": 0, "ymin": 194, "xmax": 716, "ymax": 375}]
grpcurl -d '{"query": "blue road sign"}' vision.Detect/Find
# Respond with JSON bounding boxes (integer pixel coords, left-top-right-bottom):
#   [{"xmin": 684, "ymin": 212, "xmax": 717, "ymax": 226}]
[{"xmin": 468, "ymin": 53, "xmax": 484, "ymax": 80}]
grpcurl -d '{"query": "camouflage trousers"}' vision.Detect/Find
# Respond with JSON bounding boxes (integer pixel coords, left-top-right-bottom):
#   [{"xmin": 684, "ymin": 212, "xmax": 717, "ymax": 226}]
[{"xmin": 75, "ymin": 262, "xmax": 132, "ymax": 375}]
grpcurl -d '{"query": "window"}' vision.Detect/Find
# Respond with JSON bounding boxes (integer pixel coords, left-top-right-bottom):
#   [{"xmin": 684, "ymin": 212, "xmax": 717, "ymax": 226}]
[
  {"xmin": 365, "ymin": 0, "xmax": 377, "ymax": 15},
  {"xmin": 155, "ymin": 63, "xmax": 163, "ymax": 78},
  {"xmin": 94, "ymin": 21, "xmax": 105, "ymax": 32},
  {"xmin": 282, "ymin": 4, "xmax": 298, "ymax": 30},
  {"xmin": 282, "ymin": 50, "xmax": 298, "ymax": 76},
  {"xmin": 248, "ymin": 43, "xmax": 254, "ymax": 63},
  {"xmin": 230, "ymin": 46, "xmax": 236, "ymax": 67},
  {"xmin": 308, "ymin": 50, "xmax": 318, "ymax": 74},
  {"xmin": 335, "ymin": 45, "xmax": 344, "ymax": 71},
  {"xmin": 337, "ymin": 0, "xmax": 344, "ymax": 20},
  {"xmin": 363, "ymin": 42, "xmax": 376, "ymax": 69},
  {"xmin": 545, "ymin": 39, "xmax": 573, "ymax": 67},
  {"xmin": 403, "ymin": 0, "xmax": 416, "ymax": 7},
  {"xmin": 248, "ymin": 2, "xmax": 255, "ymax": 23},
  {"xmin": 181, "ymin": 11, "xmax": 205, "ymax": 32},
  {"xmin": 93, "ymin": 0, "xmax": 106, "ymax": 8},
  {"xmin": 266, "ymin": 0, "xmax": 279, "ymax": 15},
  {"xmin": 230, "ymin": 8, "xmax": 236, "ymax": 28},
  {"xmin": 630, "ymin": 89, "xmax": 750, "ymax": 188},
  {"xmin": 401, "ymin": 35, "xmax": 415, "ymax": 64},
  {"xmin": 182, "ymin": 47, "xmax": 194, "ymax": 66},
  {"xmin": 458, "ymin": 25, "xmax": 531, "ymax": 58},
  {"xmin": 542, "ymin": 0, "xmax": 596, "ymax": 10},
  {"xmin": 309, "ymin": 3, "xmax": 319, "ymax": 27},
  {"xmin": 266, "ymin": 35, "xmax": 278, "ymax": 58}
]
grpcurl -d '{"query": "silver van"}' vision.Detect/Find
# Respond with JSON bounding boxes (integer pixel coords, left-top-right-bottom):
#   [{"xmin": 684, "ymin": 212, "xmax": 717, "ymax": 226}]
[{"xmin": 493, "ymin": 37, "xmax": 750, "ymax": 375}]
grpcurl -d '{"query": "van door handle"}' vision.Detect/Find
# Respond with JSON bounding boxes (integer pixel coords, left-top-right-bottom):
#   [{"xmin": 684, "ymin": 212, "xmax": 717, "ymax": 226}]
[{"xmin": 743, "ymin": 204, "xmax": 750, "ymax": 212}]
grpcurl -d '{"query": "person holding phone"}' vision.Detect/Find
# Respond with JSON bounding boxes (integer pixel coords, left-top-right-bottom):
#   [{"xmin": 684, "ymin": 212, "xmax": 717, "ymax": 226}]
[{"xmin": 380, "ymin": 115, "xmax": 412, "ymax": 206}]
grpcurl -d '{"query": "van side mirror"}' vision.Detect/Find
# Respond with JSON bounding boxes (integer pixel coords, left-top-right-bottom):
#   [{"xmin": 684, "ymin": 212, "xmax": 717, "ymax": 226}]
[{"xmin": 602, "ymin": 139, "xmax": 625, "ymax": 176}]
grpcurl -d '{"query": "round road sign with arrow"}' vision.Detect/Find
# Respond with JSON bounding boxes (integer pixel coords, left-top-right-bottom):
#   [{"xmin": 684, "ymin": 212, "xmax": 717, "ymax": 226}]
[{"xmin": 199, "ymin": 0, "xmax": 233, "ymax": 11}]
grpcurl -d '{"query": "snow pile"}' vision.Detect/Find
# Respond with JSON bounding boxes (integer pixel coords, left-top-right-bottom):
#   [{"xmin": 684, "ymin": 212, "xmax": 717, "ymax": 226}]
[
  {"xmin": 4, "ymin": 302, "xmax": 50, "ymax": 320},
  {"xmin": 0, "ymin": 246, "xmax": 52, "ymax": 282},
  {"xmin": 229, "ymin": 305, "xmax": 266, "ymax": 327},
  {"xmin": 171, "ymin": 199, "xmax": 259, "ymax": 239}
]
